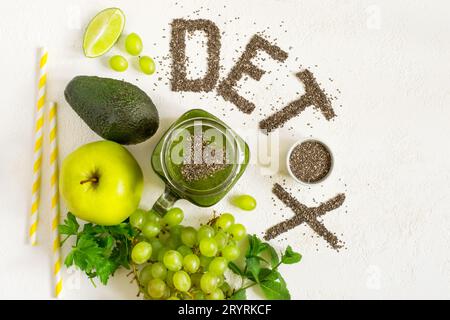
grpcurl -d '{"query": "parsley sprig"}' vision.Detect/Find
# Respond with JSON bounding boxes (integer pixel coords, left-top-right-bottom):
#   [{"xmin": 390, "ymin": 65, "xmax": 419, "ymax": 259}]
[
  {"xmin": 59, "ymin": 213, "xmax": 137, "ymax": 285},
  {"xmin": 228, "ymin": 234, "xmax": 302, "ymax": 300}
]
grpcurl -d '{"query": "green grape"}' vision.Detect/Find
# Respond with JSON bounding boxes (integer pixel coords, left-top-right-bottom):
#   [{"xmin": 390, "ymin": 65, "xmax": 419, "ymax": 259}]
[
  {"xmin": 170, "ymin": 225, "xmax": 183, "ymax": 237},
  {"xmin": 157, "ymin": 247, "xmax": 169, "ymax": 262},
  {"xmin": 222, "ymin": 244, "xmax": 240, "ymax": 261},
  {"xmin": 129, "ymin": 209, "xmax": 146, "ymax": 229},
  {"xmin": 232, "ymin": 194, "xmax": 257, "ymax": 211},
  {"xmin": 177, "ymin": 245, "xmax": 193, "ymax": 257},
  {"xmin": 158, "ymin": 230, "xmax": 170, "ymax": 244},
  {"xmin": 166, "ymin": 270, "xmax": 174, "ymax": 287},
  {"xmin": 208, "ymin": 257, "xmax": 228, "ymax": 275},
  {"xmin": 131, "ymin": 241, "xmax": 152, "ymax": 264},
  {"xmin": 163, "ymin": 207, "xmax": 184, "ymax": 227},
  {"xmin": 147, "ymin": 210, "xmax": 162, "ymax": 224},
  {"xmin": 214, "ymin": 231, "xmax": 228, "ymax": 250},
  {"xmin": 200, "ymin": 272, "xmax": 218, "ymax": 294},
  {"xmin": 183, "ymin": 254, "xmax": 200, "ymax": 273},
  {"xmin": 181, "ymin": 227, "xmax": 197, "ymax": 247},
  {"xmin": 228, "ymin": 223, "xmax": 246, "ymax": 241},
  {"xmin": 215, "ymin": 213, "xmax": 235, "ymax": 231},
  {"xmin": 147, "ymin": 278, "xmax": 166, "ymax": 299},
  {"xmin": 125, "ymin": 32, "xmax": 143, "ymax": 55},
  {"xmin": 142, "ymin": 221, "xmax": 161, "ymax": 239},
  {"xmin": 199, "ymin": 255, "xmax": 213, "ymax": 268},
  {"xmin": 150, "ymin": 262, "xmax": 167, "ymax": 280},
  {"xmin": 109, "ymin": 55, "xmax": 128, "ymax": 72},
  {"xmin": 173, "ymin": 270, "xmax": 191, "ymax": 292},
  {"xmin": 216, "ymin": 275, "xmax": 224, "ymax": 287},
  {"xmin": 138, "ymin": 264, "xmax": 153, "ymax": 286},
  {"xmin": 166, "ymin": 234, "xmax": 181, "ymax": 249},
  {"xmin": 197, "ymin": 225, "xmax": 215, "ymax": 240},
  {"xmin": 163, "ymin": 250, "xmax": 183, "ymax": 271},
  {"xmin": 167, "ymin": 296, "xmax": 180, "ymax": 300},
  {"xmin": 199, "ymin": 238, "xmax": 218, "ymax": 257},
  {"xmin": 139, "ymin": 56, "xmax": 156, "ymax": 75},
  {"xmin": 191, "ymin": 273, "xmax": 202, "ymax": 286},
  {"xmin": 149, "ymin": 238, "xmax": 163, "ymax": 260},
  {"xmin": 193, "ymin": 291, "xmax": 205, "ymax": 300},
  {"xmin": 206, "ymin": 288, "xmax": 225, "ymax": 300}
]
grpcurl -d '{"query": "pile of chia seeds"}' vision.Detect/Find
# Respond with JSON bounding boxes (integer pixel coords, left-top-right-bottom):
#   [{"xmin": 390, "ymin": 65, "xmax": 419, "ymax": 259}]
[{"xmin": 289, "ymin": 140, "xmax": 332, "ymax": 183}]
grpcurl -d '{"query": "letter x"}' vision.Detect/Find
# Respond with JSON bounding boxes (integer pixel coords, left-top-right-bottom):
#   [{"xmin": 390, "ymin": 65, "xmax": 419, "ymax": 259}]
[{"xmin": 265, "ymin": 183, "xmax": 346, "ymax": 250}]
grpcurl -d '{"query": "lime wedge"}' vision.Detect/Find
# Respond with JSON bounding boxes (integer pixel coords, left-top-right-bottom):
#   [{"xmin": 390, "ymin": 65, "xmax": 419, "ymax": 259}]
[{"xmin": 83, "ymin": 8, "xmax": 125, "ymax": 58}]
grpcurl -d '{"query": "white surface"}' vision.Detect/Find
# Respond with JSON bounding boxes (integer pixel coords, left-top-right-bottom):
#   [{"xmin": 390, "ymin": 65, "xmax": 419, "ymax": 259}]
[{"xmin": 1, "ymin": 0, "xmax": 450, "ymax": 299}]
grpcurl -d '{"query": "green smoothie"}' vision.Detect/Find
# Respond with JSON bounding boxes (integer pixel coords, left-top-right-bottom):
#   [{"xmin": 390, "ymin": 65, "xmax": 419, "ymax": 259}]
[{"xmin": 151, "ymin": 109, "xmax": 249, "ymax": 209}]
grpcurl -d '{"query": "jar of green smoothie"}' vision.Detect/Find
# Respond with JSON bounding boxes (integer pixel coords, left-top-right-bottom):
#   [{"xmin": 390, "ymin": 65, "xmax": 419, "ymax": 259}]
[{"xmin": 150, "ymin": 109, "xmax": 250, "ymax": 215}]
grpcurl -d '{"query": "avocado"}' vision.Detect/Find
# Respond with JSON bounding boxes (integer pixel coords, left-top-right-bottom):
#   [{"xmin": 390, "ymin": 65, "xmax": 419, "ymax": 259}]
[{"xmin": 64, "ymin": 76, "xmax": 159, "ymax": 145}]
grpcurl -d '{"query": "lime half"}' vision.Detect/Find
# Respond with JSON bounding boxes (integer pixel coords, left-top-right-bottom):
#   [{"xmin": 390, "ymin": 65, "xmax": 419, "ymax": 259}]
[{"xmin": 83, "ymin": 8, "xmax": 125, "ymax": 58}]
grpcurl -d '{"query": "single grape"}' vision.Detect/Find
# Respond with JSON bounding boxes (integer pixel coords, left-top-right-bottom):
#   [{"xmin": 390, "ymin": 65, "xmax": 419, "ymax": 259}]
[
  {"xmin": 215, "ymin": 213, "xmax": 235, "ymax": 231},
  {"xmin": 158, "ymin": 230, "xmax": 170, "ymax": 244},
  {"xmin": 163, "ymin": 207, "xmax": 184, "ymax": 227},
  {"xmin": 228, "ymin": 223, "xmax": 246, "ymax": 241},
  {"xmin": 147, "ymin": 278, "xmax": 166, "ymax": 299},
  {"xmin": 142, "ymin": 221, "xmax": 161, "ymax": 239},
  {"xmin": 138, "ymin": 264, "xmax": 153, "ymax": 286},
  {"xmin": 199, "ymin": 238, "xmax": 218, "ymax": 257},
  {"xmin": 170, "ymin": 225, "xmax": 183, "ymax": 237},
  {"xmin": 183, "ymin": 254, "xmax": 200, "ymax": 273},
  {"xmin": 167, "ymin": 296, "xmax": 180, "ymax": 300},
  {"xmin": 197, "ymin": 225, "xmax": 215, "ymax": 240},
  {"xmin": 208, "ymin": 257, "xmax": 228, "ymax": 275},
  {"xmin": 199, "ymin": 255, "xmax": 213, "ymax": 268},
  {"xmin": 129, "ymin": 209, "xmax": 146, "ymax": 229},
  {"xmin": 181, "ymin": 227, "xmax": 197, "ymax": 247},
  {"xmin": 216, "ymin": 275, "xmax": 224, "ymax": 287},
  {"xmin": 222, "ymin": 244, "xmax": 240, "ymax": 261},
  {"xmin": 200, "ymin": 272, "xmax": 218, "ymax": 294},
  {"xmin": 163, "ymin": 250, "xmax": 183, "ymax": 271},
  {"xmin": 139, "ymin": 56, "xmax": 156, "ymax": 75},
  {"xmin": 191, "ymin": 273, "xmax": 202, "ymax": 287},
  {"xmin": 173, "ymin": 270, "xmax": 191, "ymax": 292},
  {"xmin": 125, "ymin": 32, "xmax": 143, "ymax": 55},
  {"xmin": 214, "ymin": 231, "xmax": 228, "ymax": 250},
  {"xmin": 109, "ymin": 55, "xmax": 128, "ymax": 72},
  {"xmin": 193, "ymin": 291, "xmax": 205, "ymax": 300},
  {"xmin": 150, "ymin": 262, "xmax": 167, "ymax": 280},
  {"xmin": 232, "ymin": 194, "xmax": 257, "ymax": 211},
  {"xmin": 162, "ymin": 286, "xmax": 171, "ymax": 299},
  {"xmin": 177, "ymin": 245, "xmax": 193, "ymax": 257},
  {"xmin": 206, "ymin": 288, "xmax": 225, "ymax": 300},
  {"xmin": 149, "ymin": 238, "xmax": 163, "ymax": 260},
  {"xmin": 147, "ymin": 210, "xmax": 162, "ymax": 224},
  {"xmin": 166, "ymin": 234, "xmax": 181, "ymax": 250},
  {"xmin": 131, "ymin": 241, "xmax": 152, "ymax": 264}
]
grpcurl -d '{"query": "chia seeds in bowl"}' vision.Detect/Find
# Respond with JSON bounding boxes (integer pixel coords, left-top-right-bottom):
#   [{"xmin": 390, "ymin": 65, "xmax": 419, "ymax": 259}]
[{"xmin": 287, "ymin": 139, "xmax": 333, "ymax": 184}]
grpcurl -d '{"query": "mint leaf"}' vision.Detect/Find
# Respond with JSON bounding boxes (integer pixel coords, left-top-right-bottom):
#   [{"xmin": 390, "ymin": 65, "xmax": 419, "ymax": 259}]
[
  {"xmin": 246, "ymin": 256, "xmax": 261, "ymax": 283},
  {"xmin": 260, "ymin": 280, "xmax": 291, "ymax": 300},
  {"xmin": 231, "ymin": 289, "xmax": 247, "ymax": 300},
  {"xmin": 228, "ymin": 262, "xmax": 243, "ymax": 276},
  {"xmin": 281, "ymin": 246, "xmax": 302, "ymax": 264},
  {"xmin": 263, "ymin": 243, "xmax": 280, "ymax": 267}
]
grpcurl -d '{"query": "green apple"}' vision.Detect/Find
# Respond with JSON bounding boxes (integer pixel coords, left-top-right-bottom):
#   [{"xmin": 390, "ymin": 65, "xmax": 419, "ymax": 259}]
[{"xmin": 60, "ymin": 140, "xmax": 143, "ymax": 225}]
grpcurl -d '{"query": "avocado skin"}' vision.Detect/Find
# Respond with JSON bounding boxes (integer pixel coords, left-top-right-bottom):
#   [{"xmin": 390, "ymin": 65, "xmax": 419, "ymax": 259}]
[{"xmin": 64, "ymin": 76, "xmax": 159, "ymax": 145}]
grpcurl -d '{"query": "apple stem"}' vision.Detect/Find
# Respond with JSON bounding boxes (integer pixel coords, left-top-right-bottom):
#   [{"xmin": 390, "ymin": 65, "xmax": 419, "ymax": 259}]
[{"xmin": 80, "ymin": 177, "xmax": 99, "ymax": 185}]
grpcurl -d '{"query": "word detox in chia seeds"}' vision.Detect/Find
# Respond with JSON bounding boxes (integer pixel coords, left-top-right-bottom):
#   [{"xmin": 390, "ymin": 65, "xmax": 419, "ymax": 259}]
[
  {"xmin": 180, "ymin": 133, "xmax": 228, "ymax": 182},
  {"xmin": 265, "ymin": 183, "xmax": 345, "ymax": 250},
  {"xmin": 289, "ymin": 140, "xmax": 332, "ymax": 183}
]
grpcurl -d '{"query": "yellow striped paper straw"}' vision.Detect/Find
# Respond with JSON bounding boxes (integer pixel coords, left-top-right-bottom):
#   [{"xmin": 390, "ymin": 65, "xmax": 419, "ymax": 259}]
[
  {"xmin": 49, "ymin": 102, "xmax": 62, "ymax": 297},
  {"xmin": 29, "ymin": 47, "xmax": 48, "ymax": 245}
]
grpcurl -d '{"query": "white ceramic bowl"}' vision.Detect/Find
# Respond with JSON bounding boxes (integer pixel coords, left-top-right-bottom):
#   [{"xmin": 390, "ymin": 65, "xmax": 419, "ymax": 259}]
[{"xmin": 286, "ymin": 137, "xmax": 334, "ymax": 185}]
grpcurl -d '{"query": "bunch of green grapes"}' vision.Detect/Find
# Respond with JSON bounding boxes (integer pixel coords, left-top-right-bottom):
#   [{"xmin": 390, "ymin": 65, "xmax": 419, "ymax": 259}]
[{"xmin": 129, "ymin": 208, "xmax": 246, "ymax": 300}]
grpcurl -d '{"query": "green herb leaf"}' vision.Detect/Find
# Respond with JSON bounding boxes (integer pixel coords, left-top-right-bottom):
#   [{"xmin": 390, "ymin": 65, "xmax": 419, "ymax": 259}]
[
  {"xmin": 260, "ymin": 279, "xmax": 291, "ymax": 300},
  {"xmin": 228, "ymin": 262, "xmax": 244, "ymax": 276},
  {"xmin": 281, "ymin": 246, "xmax": 302, "ymax": 264},
  {"xmin": 262, "ymin": 242, "xmax": 280, "ymax": 268},
  {"xmin": 246, "ymin": 256, "xmax": 261, "ymax": 283},
  {"xmin": 230, "ymin": 289, "xmax": 247, "ymax": 300},
  {"xmin": 58, "ymin": 212, "xmax": 79, "ymax": 236}
]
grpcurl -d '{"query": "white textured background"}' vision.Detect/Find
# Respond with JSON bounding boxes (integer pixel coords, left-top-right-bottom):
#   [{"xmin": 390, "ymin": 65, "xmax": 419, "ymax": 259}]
[{"xmin": 1, "ymin": 0, "xmax": 450, "ymax": 299}]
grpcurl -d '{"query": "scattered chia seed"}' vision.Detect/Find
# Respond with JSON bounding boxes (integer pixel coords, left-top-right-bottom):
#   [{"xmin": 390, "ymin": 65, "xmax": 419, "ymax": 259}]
[
  {"xmin": 265, "ymin": 183, "xmax": 345, "ymax": 251},
  {"xmin": 289, "ymin": 140, "xmax": 332, "ymax": 183}
]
